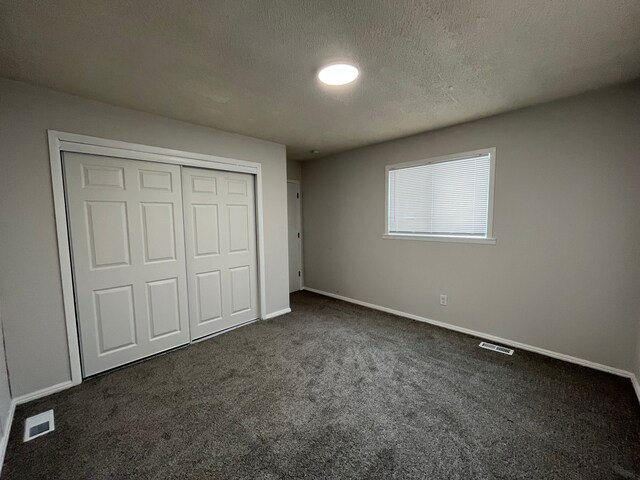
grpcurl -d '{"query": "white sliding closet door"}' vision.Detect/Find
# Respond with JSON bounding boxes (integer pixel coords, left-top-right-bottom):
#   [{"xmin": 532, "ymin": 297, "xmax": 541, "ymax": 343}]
[
  {"xmin": 64, "ymin": 152, "xmax": 190, "ymax": 376},
  {"xmin": 182, "ymin": 167, "xmax": 259, "ymax": 340}
]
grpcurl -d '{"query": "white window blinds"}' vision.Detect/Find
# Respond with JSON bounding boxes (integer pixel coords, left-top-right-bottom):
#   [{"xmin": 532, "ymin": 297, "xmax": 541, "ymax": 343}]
[{"xmin": 388, "ymin": 153, "xmax": 492, "ymax": 237}]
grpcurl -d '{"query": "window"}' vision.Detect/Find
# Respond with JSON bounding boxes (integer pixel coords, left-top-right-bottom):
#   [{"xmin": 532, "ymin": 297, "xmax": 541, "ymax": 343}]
[{"xmin": 385, "ymin": 148, "xmax": 496, "ymax": 244}]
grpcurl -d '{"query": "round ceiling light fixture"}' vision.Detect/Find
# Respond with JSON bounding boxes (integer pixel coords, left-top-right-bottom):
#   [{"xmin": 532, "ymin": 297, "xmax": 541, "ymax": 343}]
[{"xmin": 318, "ymin": 63, "xmax": 359, "ymax": 86}]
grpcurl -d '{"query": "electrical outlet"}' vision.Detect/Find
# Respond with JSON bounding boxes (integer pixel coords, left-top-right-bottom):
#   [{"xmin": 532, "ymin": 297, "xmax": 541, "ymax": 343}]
[{"xmin": 439, "ymin": 294, "xmax": 448, "ymax": 306}]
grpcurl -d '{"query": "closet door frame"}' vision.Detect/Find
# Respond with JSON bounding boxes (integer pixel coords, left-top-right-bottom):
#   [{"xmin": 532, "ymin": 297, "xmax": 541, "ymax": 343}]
[{"xmin": 48, "ymin": 130, "xmax": 267, "ymax": 388}]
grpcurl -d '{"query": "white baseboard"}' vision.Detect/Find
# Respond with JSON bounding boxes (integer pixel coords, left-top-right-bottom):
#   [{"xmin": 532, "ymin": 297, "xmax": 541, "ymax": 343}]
[
  {"xmin": 262, "ymin": 308, "xmax": 291, "ymax": 320},
  {"xmin": 632, "ymin": 375, "xmax": 640, "ymax": 405},
  {"xmin": 13, "ymin": 381, "xmax": 74, "ymax": 406},
  {"xmin": 0, "ymin": 400, "xmax": 16, "ymax": 476},
  {"xmin": 302, "ymin": 287, "xmax": 637, "ymax": 383}
]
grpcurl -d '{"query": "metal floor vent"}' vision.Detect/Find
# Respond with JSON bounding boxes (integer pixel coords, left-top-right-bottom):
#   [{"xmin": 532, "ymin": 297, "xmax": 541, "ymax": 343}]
[
  {"xmin": 23, "ymin": 410, "xmax": 55, "ymax": 442},
  {"xmin": 479, "ymin": 341, "xmax": 514, "ymax": 356}
]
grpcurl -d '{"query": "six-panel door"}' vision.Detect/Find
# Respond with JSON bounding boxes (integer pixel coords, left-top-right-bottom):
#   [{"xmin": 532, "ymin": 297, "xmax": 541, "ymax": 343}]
[
  {"xmin": 64, "ymin": 152, "xmax": 191, "ymax": 376},
  {"xmin": 182, "ymin": 167, "xmax": 259, "ymax": 340}
]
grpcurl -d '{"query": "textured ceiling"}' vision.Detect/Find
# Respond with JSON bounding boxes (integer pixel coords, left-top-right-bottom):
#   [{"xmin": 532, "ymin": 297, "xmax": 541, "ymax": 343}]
[{"xmin": 2, "ymin": 1, "xmax": 640, "ymax": 160}]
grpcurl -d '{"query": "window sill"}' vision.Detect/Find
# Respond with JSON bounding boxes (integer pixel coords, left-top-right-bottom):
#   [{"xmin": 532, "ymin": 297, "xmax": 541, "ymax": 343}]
[{"xmin": 382, "ymin": 233, "xmax": 497, "ymax": 245}]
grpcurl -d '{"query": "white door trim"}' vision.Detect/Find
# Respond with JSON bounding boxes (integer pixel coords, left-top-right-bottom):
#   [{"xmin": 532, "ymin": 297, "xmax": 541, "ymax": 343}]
[
  {"xmin": 287, "ymin": 180, "xmax": 303, "ymax": 291},
  {"xmin": 48, "ymin": 130, "xmax": 268, "ymax": 387}
]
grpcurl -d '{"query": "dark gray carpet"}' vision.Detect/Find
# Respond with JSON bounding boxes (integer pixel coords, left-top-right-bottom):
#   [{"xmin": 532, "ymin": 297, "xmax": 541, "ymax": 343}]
[{"xmin": 3, "ymin": 291, "xmax": 640, "ymax": 479}]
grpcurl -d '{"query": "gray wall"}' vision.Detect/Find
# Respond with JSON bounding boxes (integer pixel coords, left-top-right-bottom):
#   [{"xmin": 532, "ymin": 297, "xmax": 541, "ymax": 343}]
[
  {"xmin": 302, "ymin": 82, "xmax": 640, "ymax": 372},
  {"xmin": 0, "ymin": 78, "xmax": 289, "ymax": 398},
  {"xmin": 287, "ymin": 159, "xmax": 302, "ymax": 181}
]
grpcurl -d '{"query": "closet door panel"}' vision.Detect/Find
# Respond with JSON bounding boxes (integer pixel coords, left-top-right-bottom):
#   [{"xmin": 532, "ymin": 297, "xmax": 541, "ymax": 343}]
[
  {"xmin": 64, "ymin": 152, "xmax": 189, "ymax": 376},
  {"xmin": 182, "ymin": 167, "xmax": 258, "ymax": 340}
]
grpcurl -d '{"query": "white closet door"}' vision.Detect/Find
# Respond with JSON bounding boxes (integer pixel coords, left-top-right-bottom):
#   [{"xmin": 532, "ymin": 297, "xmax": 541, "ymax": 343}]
[
  {"xmin": 182, "ymin": 167, "xmax": 258, "ymax": 340},
  {"xmin": 64, "ymin": 152, "xmax": 190, "ymax": 376}
]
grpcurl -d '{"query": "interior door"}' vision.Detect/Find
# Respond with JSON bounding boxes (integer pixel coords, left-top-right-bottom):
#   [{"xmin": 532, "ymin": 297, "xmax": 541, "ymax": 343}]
[
  {"xmin": 64, "ymin": 152, "xmax": 190, "ymax": 376},
  {"xmin": 287, "ymin": 181, "xmax": 302, "ymax": 292},
  {"xmin": 182, "ymin": 167, "xmax": 259, "ymax": 340}
]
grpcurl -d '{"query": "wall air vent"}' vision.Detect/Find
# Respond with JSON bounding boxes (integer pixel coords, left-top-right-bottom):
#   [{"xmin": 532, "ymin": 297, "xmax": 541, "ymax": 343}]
[
  {"xmin": 479, "ymin": 341, "xmax": 514, "ymax": 356},
  {"xmin": 23, "ymin": 410, "xmax": 55, "ymax": 442}
]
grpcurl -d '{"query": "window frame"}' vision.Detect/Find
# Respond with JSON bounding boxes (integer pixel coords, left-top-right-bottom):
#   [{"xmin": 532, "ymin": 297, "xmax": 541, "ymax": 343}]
[{"xmin": 384, "ymin": 147, "xmax": 497, "ymax": 245}]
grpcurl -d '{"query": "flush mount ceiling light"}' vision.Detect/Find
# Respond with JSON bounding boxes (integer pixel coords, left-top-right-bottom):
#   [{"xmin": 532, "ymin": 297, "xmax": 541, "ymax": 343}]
[{"xmin": 318, "ymin": 63, "xmax": 359, "ymax": 86}]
